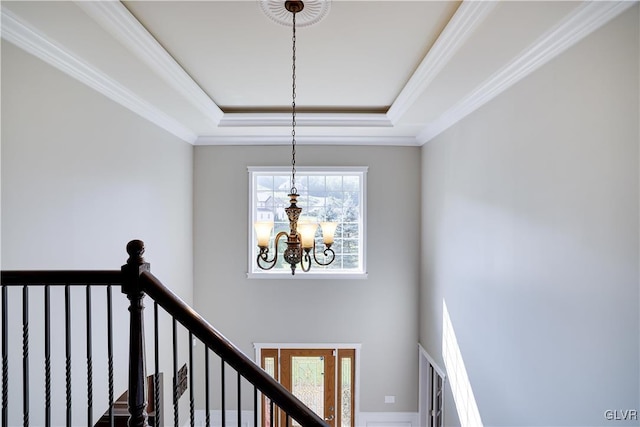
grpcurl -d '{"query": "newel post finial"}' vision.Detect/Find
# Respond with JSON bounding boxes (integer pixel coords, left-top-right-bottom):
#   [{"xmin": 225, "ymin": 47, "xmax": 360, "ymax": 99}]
[
  {"xmin": 122, "ymin": 239, "xmax": 150, "ymax": 427},
  {"xmin": 126, "ymin": 239, "xmax": 146, "ymax": 264}
]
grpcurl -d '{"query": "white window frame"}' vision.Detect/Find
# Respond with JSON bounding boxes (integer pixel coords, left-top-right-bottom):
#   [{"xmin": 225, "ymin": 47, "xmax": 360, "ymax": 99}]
[{"xmin": 247, "ymin": 166, "xmax": 368, "ymax": 279}]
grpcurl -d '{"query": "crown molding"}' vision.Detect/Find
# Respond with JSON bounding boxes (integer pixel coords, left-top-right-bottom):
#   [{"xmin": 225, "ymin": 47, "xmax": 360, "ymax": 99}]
[
  {"xmin": 1, "ymin": 7, "xmax": 198, "ymax": 143},
  {"xmin": 219, "ymin": 112, "xmax": 392, "ymax": 128},
  {"xmin": 386, "ymin": 0, "xmax": 497, "ymax": 125},
  {"xmin": 195, "ymin": 135, "xmax": 419, "ymax": 146},
  {"xmin": 417, "ymin": 0, "xmax": 636, "ymax": 145},
  {"xmin": 76, "ymin": 1, "xmax": 223, "ymax": 125}
]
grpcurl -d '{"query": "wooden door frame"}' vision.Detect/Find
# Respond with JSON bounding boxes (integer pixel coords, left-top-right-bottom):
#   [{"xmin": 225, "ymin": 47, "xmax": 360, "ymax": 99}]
[{"xmin": 255, "ymin": 343, "xmax": 361, "ymax": 427}]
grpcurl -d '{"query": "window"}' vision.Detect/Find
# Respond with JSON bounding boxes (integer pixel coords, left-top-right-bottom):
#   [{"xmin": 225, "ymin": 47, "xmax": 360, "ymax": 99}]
[{"xmin": 248, "ymin": 166, "xmax": 367, "ymax": 278}]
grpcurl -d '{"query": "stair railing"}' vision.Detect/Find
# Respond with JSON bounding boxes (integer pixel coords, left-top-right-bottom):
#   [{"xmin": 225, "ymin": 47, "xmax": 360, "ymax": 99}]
[{"xmin": 2, "ymin": 240, "xmax": 328, "ymax": 427}]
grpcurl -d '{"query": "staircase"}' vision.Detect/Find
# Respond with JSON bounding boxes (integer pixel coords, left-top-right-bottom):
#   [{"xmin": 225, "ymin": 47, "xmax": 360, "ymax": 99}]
[{"xmin": 1, "ymin": 240, "xmax": 328, "ymax": 427}]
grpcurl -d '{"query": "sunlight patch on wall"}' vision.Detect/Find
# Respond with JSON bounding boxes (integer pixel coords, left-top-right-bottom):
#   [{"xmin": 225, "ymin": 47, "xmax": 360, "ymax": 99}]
[{"xmin": 443, "ymin": 299, "xmax": 483, "ymax": 427}]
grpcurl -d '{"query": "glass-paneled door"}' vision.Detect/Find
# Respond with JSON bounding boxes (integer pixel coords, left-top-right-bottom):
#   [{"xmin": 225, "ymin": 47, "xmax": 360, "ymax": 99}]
[
  {"xmin": 260, "ymin": 348, "xmax": 355, "ymax": 427},
  {"xmin": 282, "ymin": 349, "xmax": 335, "ymax": 427}
]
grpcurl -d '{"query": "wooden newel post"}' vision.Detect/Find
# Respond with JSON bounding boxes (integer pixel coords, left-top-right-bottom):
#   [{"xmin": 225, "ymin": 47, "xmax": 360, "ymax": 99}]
[{"xmin": 122, "ymin": 240, "xmax": 150, "ymax": 427}]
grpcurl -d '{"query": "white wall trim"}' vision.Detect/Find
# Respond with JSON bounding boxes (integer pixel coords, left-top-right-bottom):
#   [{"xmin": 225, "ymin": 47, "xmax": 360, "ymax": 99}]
[
  {"xmin": 1, "ymin": 7, "xmax": 198, "ymax": 143},
  {"xmin": 417, "ymin": 0, "xmax": 636, "ymax": 144},
  {"xmin": 418, "ymin": 344, "xmax": 447, "ymax": 427},
  {"xmin": 76, "ymin": 0, "xmax": 224, "ymax": 125},
  {"xmin": 193, "ymin": 409, "xmax": 255, "ymax": 427},
  {"xmin": 220, "ymin": 112, "xmax": 392, "ymax": 128},
  {"xmin": 358, "ymin": 411, "xmax": 419, "ymax": 427},
  {"xmin": 192, "ymin": 410, "xmax": 421, "ymax": 427},
  {"xmin": 195, "ymin": 135, "xmax": 419, "ymax": 146},
  {"xmin": 418, "ymin": 344, "xmax": 446, "ymax": 379},
  {"xmin": 387, "ymin": 0, "xmax": 497, "ymax": 124},
  {"xmin": 253, "ymin": 342, "xmax": 363, "ymax": 351}
]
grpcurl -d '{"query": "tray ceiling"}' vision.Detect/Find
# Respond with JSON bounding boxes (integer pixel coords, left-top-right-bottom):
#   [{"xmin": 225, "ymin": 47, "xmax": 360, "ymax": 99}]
[{"xmin": 1, "ymin": 1, "xmax": 635, "ymax": 145}]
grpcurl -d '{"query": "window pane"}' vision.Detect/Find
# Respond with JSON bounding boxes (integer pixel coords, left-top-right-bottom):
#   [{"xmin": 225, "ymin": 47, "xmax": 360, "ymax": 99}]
[
  {"xmin": 326, "ymin": 175, "xmax": 342, "ymax": 191},
  {"xmin": 257, "ymin": 175, "xmax": 274, "ymax": 190},
  {"xmin": 274, "ymin": 175, "xmax": 290, "ymax": 191},
  {"xmin": 264, "ymin": 357, "xmax": 275, "ymax": 377},
  {"xmin": 250, "ymin": 168, "xmax": 366, "ymax": 275},
  {"xmin": 263, "ymin": 356, "xmax": 276, "ymax": 427},
  {"xmin": 291, "ymin": 356, "xmax": 325, "ymax": 426},
  {"xmin": 343, "ymin": 176, "xmax": 359, "ymax": 191},
  {"xmin": 295, "ymin": 175, "xmax": 308, "ymax": 192},
  {"xmin": 343, "ymin": 239, "xmax": 358, "ymax": 254},
  {"xmin": 341, "ymin": 358, "xmax": 352, "ymax": 427},
  {"xmin": 309, "ymin": 175, "xmax": 325, "ymax": 192},
  {"xmin": 342, "ymin": 255, "xmax": 358, "ymax": 269}
]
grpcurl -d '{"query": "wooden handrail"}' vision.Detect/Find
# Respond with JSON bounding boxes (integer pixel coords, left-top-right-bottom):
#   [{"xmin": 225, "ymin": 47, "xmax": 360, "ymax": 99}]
[
  {"xmin": 140, "ymin": 270, "xmax": 328, "ymax": 427},
  {"xmin": 1, "ymin": 270, "xmax": 121, "ymax": 285}
]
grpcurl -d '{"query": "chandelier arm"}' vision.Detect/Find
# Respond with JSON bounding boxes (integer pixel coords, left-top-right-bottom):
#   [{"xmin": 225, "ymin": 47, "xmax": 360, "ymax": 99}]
[
  {"xmin": 312, "ymin": 240, "xmax": 336, "ymax": 266},
  {"xmin": 256, "ymin": 231, "xmax": 289, "ymax": 271},
  {"xmin": 256, "ymin": 249, "xmax": 276, "ymax": 271},
  {"xmin": 300, "ymin": 250, "xmax": 312, "ymax": 272}
]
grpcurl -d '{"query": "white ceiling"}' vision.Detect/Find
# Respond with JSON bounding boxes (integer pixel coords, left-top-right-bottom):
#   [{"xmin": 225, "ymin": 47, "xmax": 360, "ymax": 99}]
[{"xmin": 1, "ymin": 1, "xmax": 635, "ymax": 146}]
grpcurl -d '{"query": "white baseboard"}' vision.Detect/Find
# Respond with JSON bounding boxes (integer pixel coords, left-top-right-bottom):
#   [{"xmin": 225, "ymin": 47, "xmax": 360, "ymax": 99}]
[
  {"xmin": 192, "ymin": 409, "xmax": 255, "ymax": 427},
  {"xmin": 191, "ymin": 410, "xmax": 419, "ymax": 427},
  {"xmin": 357, "ymin": 411, "xmax": 419, "ymax": 427}
]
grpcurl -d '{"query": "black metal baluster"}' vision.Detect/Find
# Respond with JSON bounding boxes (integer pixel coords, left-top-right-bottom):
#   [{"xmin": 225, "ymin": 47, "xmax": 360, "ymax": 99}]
[
  {"xmin": 86, "ymin": 285, "xmax": 93, "ymax": 427},
  {"xmin": 44, "ymin": 285, "xmax": 51, "ymax": 427},
  {"xmin": 107, "ymin": 285, "xmax": 114, "ymax": 427},
  {"xmin": 269, "ymin": 400, "xmax": 274, "ymax": 427},
  {"xmin": 65, "ymin": 284, "xmax": 71, "ymax": 427},
  {"xmin": 205, "ymin": 348, "xmax": 210, "ymax": 427},
  {"xmin": 189, "ymin": 332, "xmax": 194, "ymax": 427},
  {"xmin": 1, "ymin": 285, "xmax": 7, "ymax": 427},
  {"xmin": 173, "ymin": 317, "xmax": 178, "ymax": 427},
  {"xmin": 221, "ymin": 360, "xmax": 225, "ymax": 427},
  {"xmin": 154, "ymin": 302, "xmax": 160, "ymax": 427},
  {"xmin": 237, "ymin": 371, "xmax": 241, "ymax": 427},
  {"xmin": 22, "ymin": 285, "xmax": 29, "ymax": 427},
  {"xmin": 253, "ymin": 386, "xmax": 258, "ymax": 427},
  {"xmin": 286, "ymin": 413, "xmax": 290, "ymax": 427}
]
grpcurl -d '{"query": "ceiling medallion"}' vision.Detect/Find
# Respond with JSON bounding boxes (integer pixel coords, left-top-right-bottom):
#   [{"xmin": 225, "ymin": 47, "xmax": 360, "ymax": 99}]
[{"xmin": 258, "ymin": 0, "xmax": 331, "ymax": 28}]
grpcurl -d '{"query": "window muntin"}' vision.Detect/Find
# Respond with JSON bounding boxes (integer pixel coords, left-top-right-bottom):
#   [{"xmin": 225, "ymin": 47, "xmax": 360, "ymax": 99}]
[{"xmin": 248, "ymin": 167, "xmax": 367, "ymax": 278}]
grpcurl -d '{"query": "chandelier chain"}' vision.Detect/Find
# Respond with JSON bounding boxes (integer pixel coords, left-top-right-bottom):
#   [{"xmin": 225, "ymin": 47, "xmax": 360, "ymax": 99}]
[
  {"xmin": 255, "ymin": 1, "xmax": 337, "ymax": 275},
  {"xmin": 290, "ymin": 10, "xmax": 297, "ymax": 194}
]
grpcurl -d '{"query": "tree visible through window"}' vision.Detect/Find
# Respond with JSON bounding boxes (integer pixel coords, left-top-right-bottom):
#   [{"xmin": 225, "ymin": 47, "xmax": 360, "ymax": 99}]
[{"xmin": 248, "ymin": 167, "xmax": 367, "ymax": 277}]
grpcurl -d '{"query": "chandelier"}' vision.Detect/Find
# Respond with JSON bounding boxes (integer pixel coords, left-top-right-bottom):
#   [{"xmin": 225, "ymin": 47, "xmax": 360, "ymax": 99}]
[{"xmin": 254, "ymin": 1, "xmax": 337, "ymax": 275}]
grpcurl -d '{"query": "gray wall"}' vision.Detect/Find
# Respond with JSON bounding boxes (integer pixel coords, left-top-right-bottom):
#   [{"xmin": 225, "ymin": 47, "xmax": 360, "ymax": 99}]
[
  {"xmin": 193, "ymin": 144, "xmax": 421, "ymax": 413},
  {"xmin": 1, "ymin": 40, "xmax": 194, "ymax": 425},
  {"xmin": 420, "ymin": 6, "xmax": 639, "ymax": 427}
]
